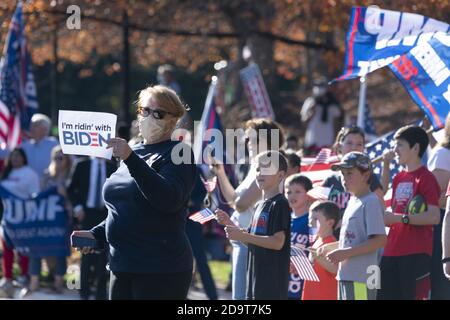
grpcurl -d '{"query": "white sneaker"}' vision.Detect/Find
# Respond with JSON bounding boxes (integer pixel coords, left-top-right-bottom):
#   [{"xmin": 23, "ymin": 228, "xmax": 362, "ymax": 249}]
[
  {"xmin": 15, "ymin": 275, "xmax": 29, "ymax": 287},
  {"xmin": 0, "ymin": 279, "xmax": 15, "ymax": 298}
]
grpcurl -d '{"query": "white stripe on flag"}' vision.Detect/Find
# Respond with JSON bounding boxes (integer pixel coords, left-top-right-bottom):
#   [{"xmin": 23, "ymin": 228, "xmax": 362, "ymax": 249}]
[
  {"xmin": 0, "ymin": 117, "xmax": 8, "ymax": 136},
  {"xmin": 7, "ymin": 114, "xmax": 20, "ymax": 150},
  {"xmin": 0, "ymin": 100, "xmax": 11, "ymax": 118},
  {"xmin": 301, "ymin": 169, "xmax": 334, "ymax": 186},
  {"xmin": 189, "ymin": 208, "xmax": 215, "ymax": 224},
  {"xmin": 307, "ymin": 186, "xmax": 331, "ymax": 200},
  {"xmin": 290, "ymin": 246, "xmax": 319, "ymax": 282}
]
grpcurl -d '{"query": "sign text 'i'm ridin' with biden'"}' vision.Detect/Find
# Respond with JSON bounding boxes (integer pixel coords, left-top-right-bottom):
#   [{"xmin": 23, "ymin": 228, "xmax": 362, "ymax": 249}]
[{"xmin": 58, "ymin": 110, "xmax": 117, "ymax": 159}]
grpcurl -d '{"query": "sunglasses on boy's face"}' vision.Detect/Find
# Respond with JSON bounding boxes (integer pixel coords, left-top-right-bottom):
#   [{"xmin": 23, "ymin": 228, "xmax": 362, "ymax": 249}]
[{"xmin": 137, "ymin": 107, "xmax": 173, "ymax": 120}]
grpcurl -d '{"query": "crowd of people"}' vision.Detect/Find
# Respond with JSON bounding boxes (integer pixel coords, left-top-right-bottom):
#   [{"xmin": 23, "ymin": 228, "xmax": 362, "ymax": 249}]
[
  {"xmin": 0, "ymin": 77, "xmax": 449, "ymax": 300},
  {"xmin": 219, "ymin": 112, "xmax": 450, "ymax": 300}
]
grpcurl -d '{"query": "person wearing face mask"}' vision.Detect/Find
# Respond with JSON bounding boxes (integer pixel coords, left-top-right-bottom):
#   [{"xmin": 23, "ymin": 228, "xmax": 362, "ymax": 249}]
[
  {"xmin": 300, "ymin": 78, "xmax": 343, "ymax": 155},
  {"xmin": 71, "ymin": 85, "xmax": 196, "ymax": 300}
]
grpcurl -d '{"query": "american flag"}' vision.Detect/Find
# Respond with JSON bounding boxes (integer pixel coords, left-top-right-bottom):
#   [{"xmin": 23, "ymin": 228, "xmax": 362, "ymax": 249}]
[
  {"xmin": 290, "ymin": 246, "xmax": 319, "ymax": 282},
  {"xmin": 302, "ymin": 138, "xmax": 400, "ymax": 208},
  {"xmin": 189, "ymin": 208, "xmax": 216, "ymax": 224},
  {"xmin": 0, "ymin": 1, "xmax": 38, "ymax": 149},
  {"xmin": 240, "ymin": 63, "xmax": 275, "ymax": 120},
  {"xmin": 364, "ymin": 104, "xmax": 377, "ymax": 136},
  {"xmin": 366, "ymin": 130, "xmax": 402, "ymax": 208},
  {"xmin": 300, "ymin": 148, "xmax": 339, "ymax": 187}
]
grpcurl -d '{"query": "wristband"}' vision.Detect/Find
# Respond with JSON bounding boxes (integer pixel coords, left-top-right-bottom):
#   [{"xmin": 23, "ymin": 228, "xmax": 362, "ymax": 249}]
[{"xmin": 401, "ymin": 214, "xmax": 410, "ymax": 225}]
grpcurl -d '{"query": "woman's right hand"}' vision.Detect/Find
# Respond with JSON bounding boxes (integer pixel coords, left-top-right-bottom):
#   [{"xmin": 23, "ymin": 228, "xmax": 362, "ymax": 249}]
[{"xmin": 71, "ymin": 230, "xmax": 96, "ymax": 254}]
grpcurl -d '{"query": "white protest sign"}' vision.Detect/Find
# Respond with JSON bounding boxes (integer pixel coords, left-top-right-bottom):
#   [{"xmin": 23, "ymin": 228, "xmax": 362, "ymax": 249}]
[{"xmin": 58, "ymin": 110, "xmax": 117, "ymax": 159}]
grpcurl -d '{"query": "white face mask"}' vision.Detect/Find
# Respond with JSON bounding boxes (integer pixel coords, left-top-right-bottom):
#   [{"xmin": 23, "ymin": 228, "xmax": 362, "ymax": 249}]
[
  {"xmin": 138, "ymin": 115, "xmax": 169, "ymax": 144},
  {"xmin": 313, "ymin": 86, "xmax": 326, "ymax": 97}
]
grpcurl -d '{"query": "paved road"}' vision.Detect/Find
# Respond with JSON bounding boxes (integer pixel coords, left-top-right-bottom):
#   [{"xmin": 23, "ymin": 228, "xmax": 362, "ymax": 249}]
[{"xmin": 2, "ymin": 285, "xmax": 232, "ymax": 300}]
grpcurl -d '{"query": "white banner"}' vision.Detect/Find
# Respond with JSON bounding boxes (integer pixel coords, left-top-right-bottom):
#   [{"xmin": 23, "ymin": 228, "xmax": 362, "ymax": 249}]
[{"xmin": 58, "ymin": 110, "xmax": 117, "ymax": 159}]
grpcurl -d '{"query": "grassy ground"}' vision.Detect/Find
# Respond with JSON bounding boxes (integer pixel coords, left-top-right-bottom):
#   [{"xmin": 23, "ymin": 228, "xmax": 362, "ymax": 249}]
[
  {"xmin": 1, "ymin": 250, "xmax": 232, "ymax": 293},
  {"xmin": 207, "ymin": 260, "xmax": 231, "ymax": 289}
]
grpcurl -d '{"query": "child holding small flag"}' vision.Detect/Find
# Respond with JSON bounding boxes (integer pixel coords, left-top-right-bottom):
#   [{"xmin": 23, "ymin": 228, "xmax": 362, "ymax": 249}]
[
  {"xmin": 284, "ymin": 174, "xmax": 313, "ymax": 299},
  {"xmin": 302, "ymin": 201, "xmax": 339, "ymax": 300},
  {"xmin": 216, "ymin": 151, "xmax": 291, "ymax": 299},
  {"xmin": 325, "ymin": 152, "xmax": 387, "ymax": 300}
]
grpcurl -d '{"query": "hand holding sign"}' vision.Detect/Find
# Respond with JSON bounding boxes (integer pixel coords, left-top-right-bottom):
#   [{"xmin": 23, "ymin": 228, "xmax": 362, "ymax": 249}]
[
  {"xmin": 59, "ymin": 110, "xmax": 117, "ymax": 159},
  {"xmin": 106, "ymin": 138, "xmax": 132, "ymax": 160}
]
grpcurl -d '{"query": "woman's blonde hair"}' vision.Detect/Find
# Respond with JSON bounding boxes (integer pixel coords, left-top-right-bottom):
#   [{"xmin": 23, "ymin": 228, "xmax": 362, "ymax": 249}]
[
  {"xmin": 48, "ymin": 145, "xmax": 72, "ymax": 179},
  {"xmin": 441, "ymin": 113, "xmax": 450, "ymax": 149},
  {"xmin": 136, "ymin": 85, "xmax": 186, "ymax": 119}
]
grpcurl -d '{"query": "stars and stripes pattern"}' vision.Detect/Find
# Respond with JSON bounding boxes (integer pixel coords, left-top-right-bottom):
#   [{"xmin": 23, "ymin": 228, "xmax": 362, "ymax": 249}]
[
  {"xmin": 366, "ymin": 130, "xmax": 402, "ymax": 209},
  {"xmin": 301, "ymin": 136, "xmax": 401, "ymax": 209},
  {"xmin": 189, "ymin": 208, "xmax": 216, "ymax": 224},
  {"xmin": 300, "ymin": 148, "xmax": 339, "ymax": 187},
  {"xmin": 364, "ymin": 104, "xmax": 377, "ymax": 136},
  {"xmin": 0, "ymin": 1, "xmax": 38, "ymax": 149},
  {"xmin": 290, "ymin": 246, "xmax": 319, "ymax": 282},
  {"xmin": 240, "ymin": 63, "xmax": 275, "ymax": 120}
]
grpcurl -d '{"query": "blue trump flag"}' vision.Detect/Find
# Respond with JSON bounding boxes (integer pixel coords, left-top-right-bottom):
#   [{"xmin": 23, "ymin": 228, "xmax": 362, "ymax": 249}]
[
  {"xmin": 335, "ymin": 6, "xmax": 449, "ymax": 82},
  {"xmin": 389, "ymin": 34, "xmax": 450, "ymax": 130},
  {"xmin": 0, "ymin": 186, "xmax": 70, "ymax": 258}
]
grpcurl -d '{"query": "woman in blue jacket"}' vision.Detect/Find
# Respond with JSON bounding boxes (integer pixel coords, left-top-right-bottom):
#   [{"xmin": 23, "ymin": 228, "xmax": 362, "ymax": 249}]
[{"xmin": 73, "ymin": 85, "xmax": 196, "ymax": 300}]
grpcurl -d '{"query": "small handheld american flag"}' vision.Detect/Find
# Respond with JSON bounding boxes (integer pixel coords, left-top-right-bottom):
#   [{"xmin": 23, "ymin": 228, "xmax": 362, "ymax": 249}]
[
  {"xmin": 189, "ymin": 208, "xmax": 215, "ymax": 224},
  {"xmin": 300, "ymin": 148, "xmax": 339, "ymax": 187},
  {"xmin": 290, "ymin": 246, "xmax": 319, "ymax": 282}
]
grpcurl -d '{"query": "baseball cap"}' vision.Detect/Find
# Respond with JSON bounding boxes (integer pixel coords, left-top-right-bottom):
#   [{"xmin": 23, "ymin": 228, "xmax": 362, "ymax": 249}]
[{"xmin": 331, "ymin": 151, "xmax": 372, "ymax": 171}]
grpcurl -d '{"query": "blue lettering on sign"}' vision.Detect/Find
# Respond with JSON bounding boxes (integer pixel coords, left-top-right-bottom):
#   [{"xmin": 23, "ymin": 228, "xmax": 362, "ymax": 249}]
[{"xmin": 62, "ymin": 131, "xmax": 111, "ymax": 147}]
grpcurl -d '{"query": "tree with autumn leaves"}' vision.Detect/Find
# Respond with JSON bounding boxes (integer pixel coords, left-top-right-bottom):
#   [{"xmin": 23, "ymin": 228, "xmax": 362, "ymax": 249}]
[{"xmin": 0, "ymin": 0, "xmax": 449, "ymax": 138}]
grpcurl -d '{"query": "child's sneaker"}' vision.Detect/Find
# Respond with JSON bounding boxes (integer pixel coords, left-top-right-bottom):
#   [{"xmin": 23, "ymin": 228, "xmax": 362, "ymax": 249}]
[
  {"xmin": 15, "ymin": 275, "xmax": 30, "ymax": 287},
  {"xmin": 0, "ymin": 279, "xmax": 15, "ymax": 298}
]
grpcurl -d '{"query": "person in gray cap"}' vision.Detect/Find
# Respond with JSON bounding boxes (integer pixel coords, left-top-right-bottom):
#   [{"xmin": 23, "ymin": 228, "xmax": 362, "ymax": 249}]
[{"xmin": 322, "ymin": 151, "xmax": 387, "ymax": 300}]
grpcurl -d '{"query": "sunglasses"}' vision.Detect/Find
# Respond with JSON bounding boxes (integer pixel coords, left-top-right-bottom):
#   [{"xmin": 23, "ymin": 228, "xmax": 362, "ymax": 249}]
[{"xmin": 137, "ymin": 107, "xmax": 173, "ymax": 120}]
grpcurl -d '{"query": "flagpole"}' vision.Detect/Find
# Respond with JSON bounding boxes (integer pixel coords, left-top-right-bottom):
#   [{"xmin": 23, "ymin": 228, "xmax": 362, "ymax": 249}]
[
  {"xmin": 50, "ymin": 26, "xmax": 59, "ymax": 127},
  {"xmin": 357, "ymin": 76, "xmax": 367, "ymax": 130}
]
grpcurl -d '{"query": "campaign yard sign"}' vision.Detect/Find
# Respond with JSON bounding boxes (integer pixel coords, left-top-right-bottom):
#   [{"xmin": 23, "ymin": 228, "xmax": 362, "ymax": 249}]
[{"xmin": 58, "ymin": 110, "xmax": 117, "ymax": 159}]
